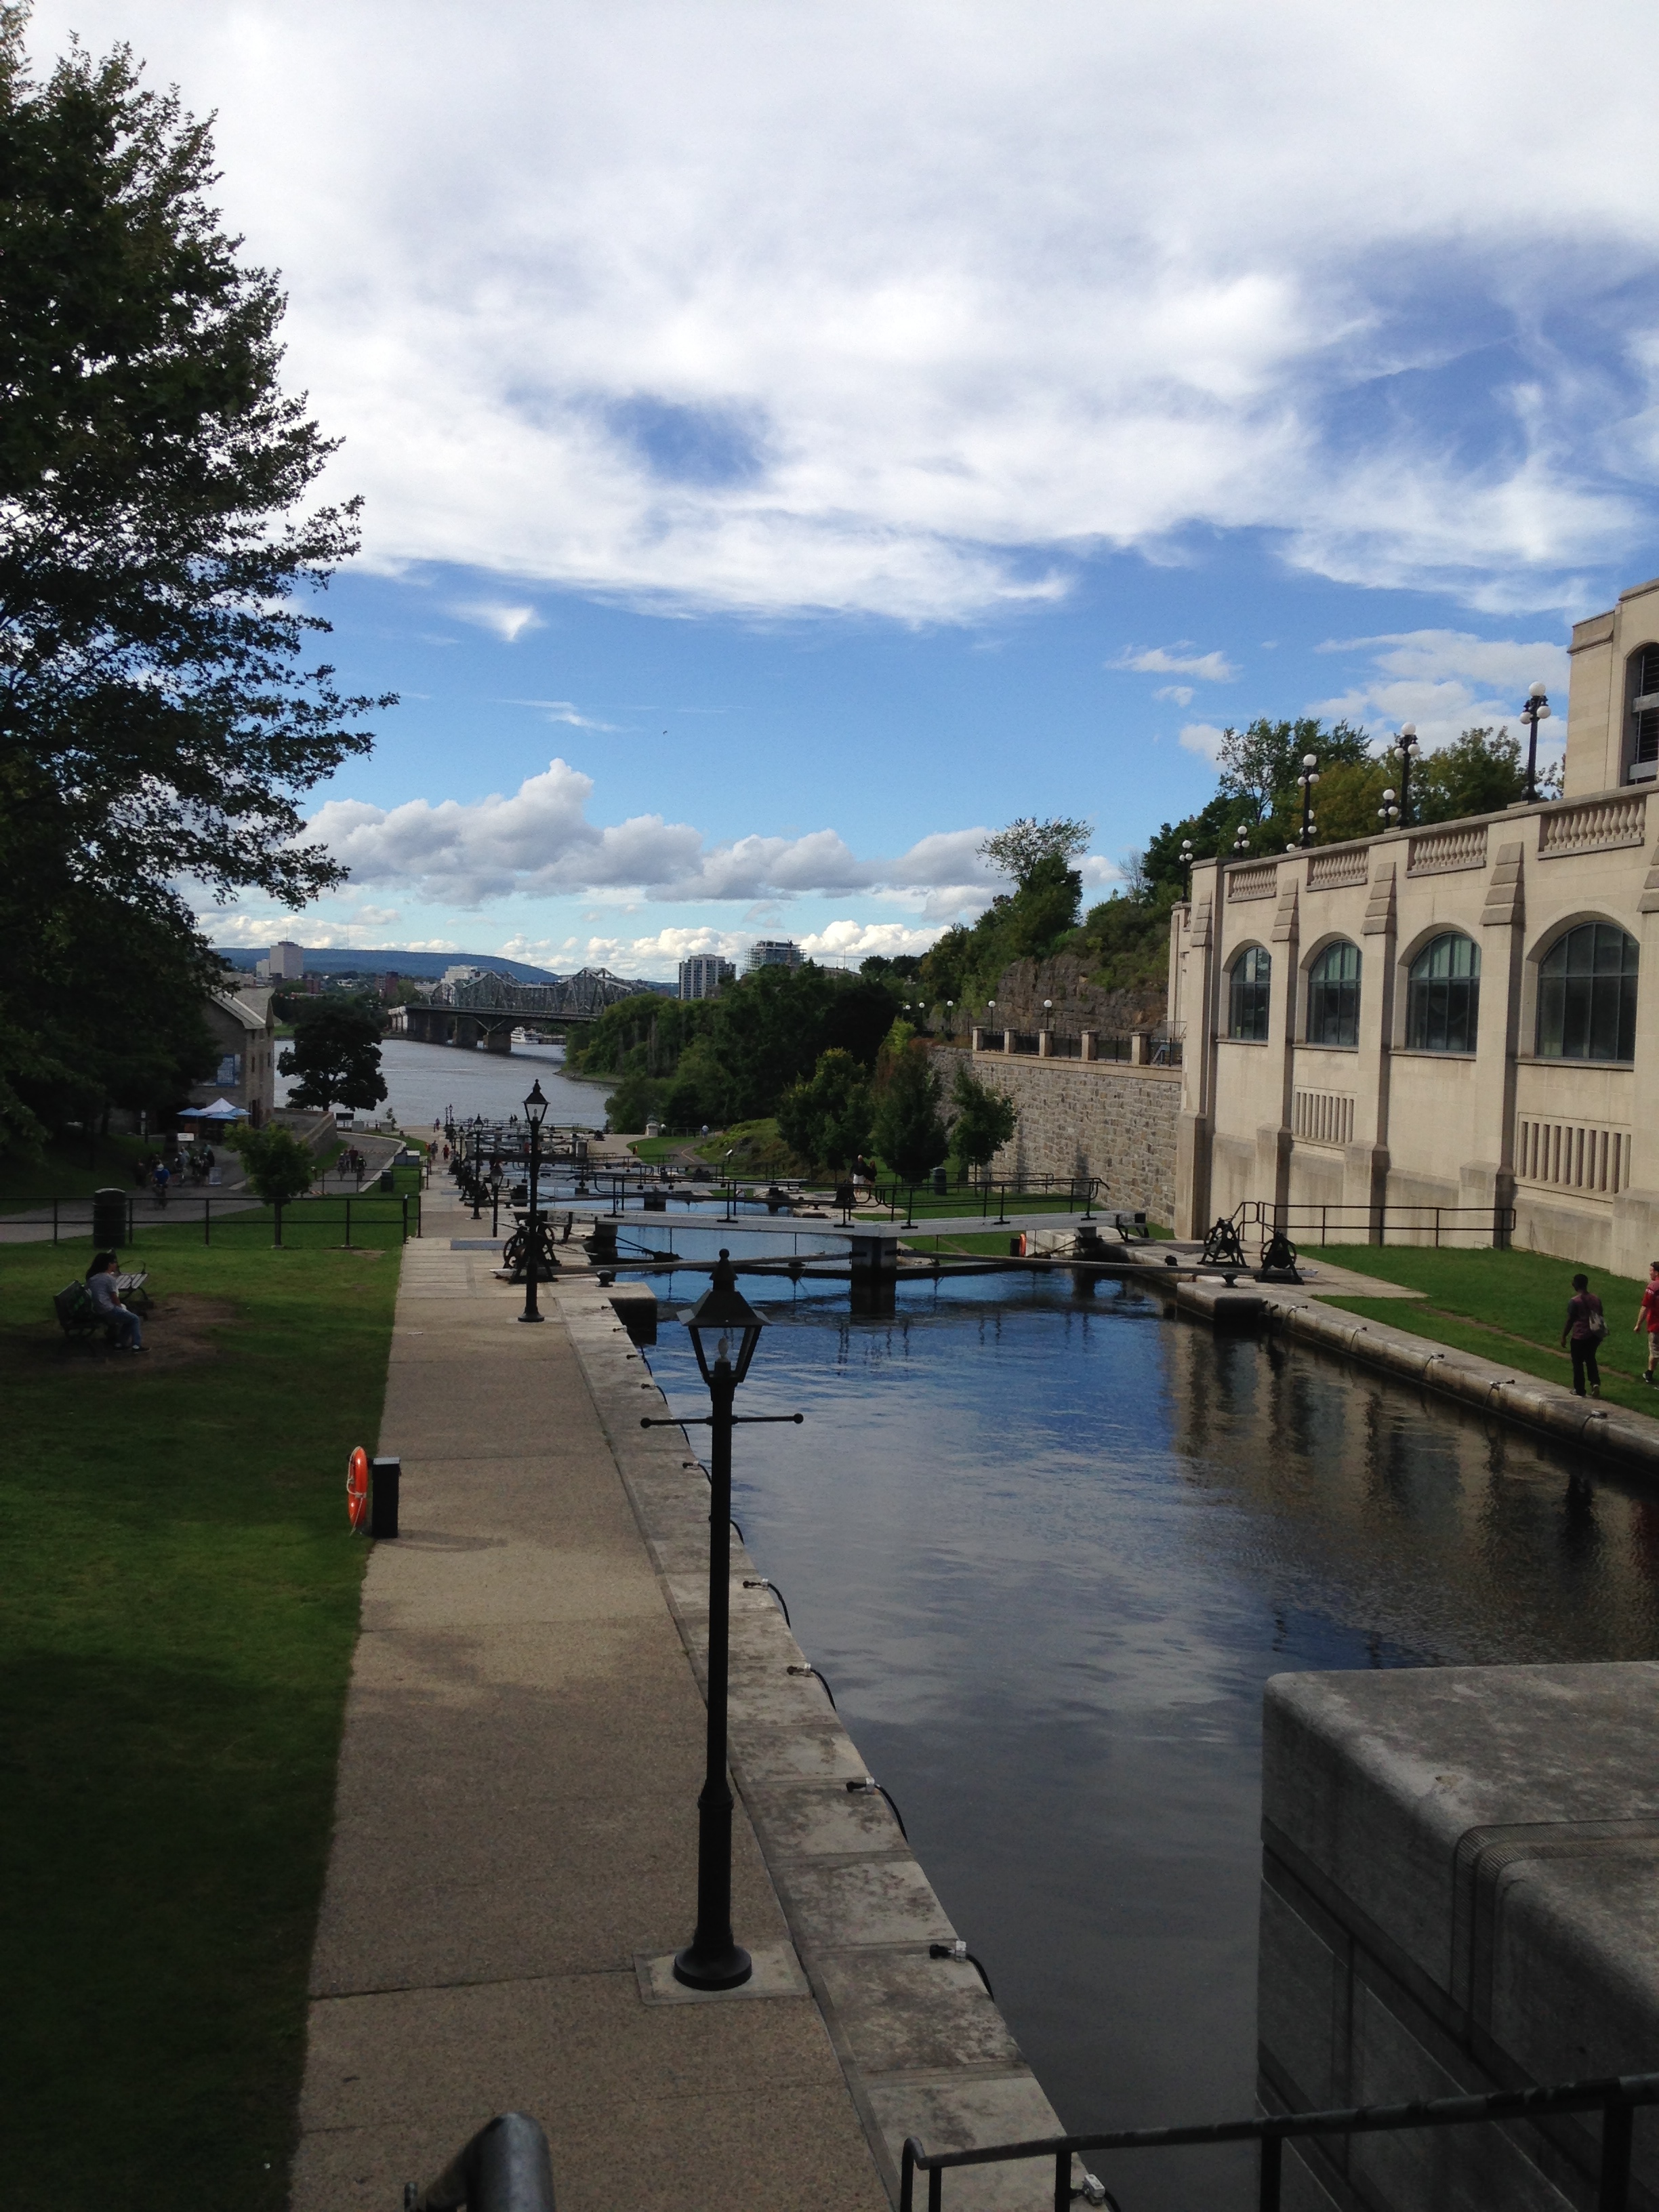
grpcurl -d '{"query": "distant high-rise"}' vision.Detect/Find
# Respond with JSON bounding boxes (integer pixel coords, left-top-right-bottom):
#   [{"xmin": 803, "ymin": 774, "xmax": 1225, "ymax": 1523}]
[
  {"xmin": 255, "ymin": 939, "xmax": 305, "ymax": 981},
  {"xmin": 745, "ymin": 940, "xmax": 803, "ymax": 973},
  {"xmin": 679, "ymin": 954, "xmax": 736, "ymax": 1001}
]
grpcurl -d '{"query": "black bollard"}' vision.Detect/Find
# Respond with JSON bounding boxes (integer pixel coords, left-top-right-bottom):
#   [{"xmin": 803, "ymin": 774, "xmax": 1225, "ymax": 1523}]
[{"xmin": 370, "ymin": 1456, "xmax": 401, "ymax": 1538}]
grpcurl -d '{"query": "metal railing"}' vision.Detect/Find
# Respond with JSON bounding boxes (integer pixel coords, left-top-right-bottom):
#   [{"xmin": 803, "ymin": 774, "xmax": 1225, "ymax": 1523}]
[
  {"xmin": 406, "ymin": 2112, "xmax": 554, "ymax": 2210},
  {"xmin": 1008, "ymin": 1029, "xmax": 1043, "ymax": 1054},
  {"xmin": 900, "ymin": 2068, "xmax": 1659, "ymax": 2212},
  {"xmin": 1233, "ymin": 1198, "xmax": 1515, "ymax": 1250},
  {"xmin": 3, "ymin": 1193, "xmax": 422, "ymax": 1247}
]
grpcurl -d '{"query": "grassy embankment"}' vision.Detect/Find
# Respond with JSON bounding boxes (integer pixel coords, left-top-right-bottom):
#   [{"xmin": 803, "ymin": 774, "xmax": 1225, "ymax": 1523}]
[
  {"xmin": 1, "ymin": 1222, "xmax": 400, "ymax": 2209},
  {"xmin": 1307, "ymin": 1244, "xmax": 1657, "ymax": 1421},
  {"xmin": 0, "ymin": 1129, "xmax": 150, "ymax": 1205}
]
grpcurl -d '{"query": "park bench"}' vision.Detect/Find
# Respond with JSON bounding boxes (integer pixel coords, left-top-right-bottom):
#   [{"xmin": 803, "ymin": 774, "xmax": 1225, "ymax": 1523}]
[{"xmin": 53, "ymin": 1270, "xmax": 151, "ymax": 1345}]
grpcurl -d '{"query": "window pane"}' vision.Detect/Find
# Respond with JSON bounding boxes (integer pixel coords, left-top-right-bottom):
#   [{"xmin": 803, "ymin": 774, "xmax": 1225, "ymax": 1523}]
[{"xmin": 1534, "ymin": 924, "xmax": 1638, "ymax": 1061}]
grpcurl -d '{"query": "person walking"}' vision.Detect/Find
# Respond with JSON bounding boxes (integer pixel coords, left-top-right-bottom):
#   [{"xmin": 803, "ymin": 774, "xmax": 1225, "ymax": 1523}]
[
  {"xmin": 1561, "ymin": 1271, "xmax": 1606, "ymax": 1398},
  {"xmin": 150, "ymin": 1159, "xmax": 170, "ymax": 1208},
  {"xmin": 85, "ymin": 1252, "xmax": 144, "ymax": 1351},
  {"xmin": 1635, "ymin": 1261, "xmax": 1659, "ymax": 1386}
]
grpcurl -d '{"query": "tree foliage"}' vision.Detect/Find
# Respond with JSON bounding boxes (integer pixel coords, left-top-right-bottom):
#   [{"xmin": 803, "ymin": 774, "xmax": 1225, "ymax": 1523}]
[
  {"xmin": 947, "ymin": 1061, "xmax": 1017, "ymax": 1172},
  {"xmin": 871, "ymin": 1025, "xmax": 947, "ymax": 1181},
  {"xmin": 229, "ymin": 1122, "xmax": 314, "ymax": 1204},
  {"xmin": 0, "ymin": 16, "xmax": 388, "ymax": 1154},
  {"xmin": 277, "ymin": 997, "xmax": 386, "ymax": 1111},
  {"xmin": 919, "ymin": 848, "xmax": 1084, "ymax": 1012},
  {"xmin": 776, "ymin": 1048, "xmax": 873, "ymax": 1172},
  {"xmin": 979, "ymin": 815, "xmax": 1092, "ymax": 888}
]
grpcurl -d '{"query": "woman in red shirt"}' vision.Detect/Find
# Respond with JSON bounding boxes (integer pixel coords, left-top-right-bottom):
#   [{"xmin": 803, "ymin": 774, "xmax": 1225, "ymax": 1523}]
[{"xmin": 1635, "ymin": 1261, "xmax": 1659, "ymax": 1387}]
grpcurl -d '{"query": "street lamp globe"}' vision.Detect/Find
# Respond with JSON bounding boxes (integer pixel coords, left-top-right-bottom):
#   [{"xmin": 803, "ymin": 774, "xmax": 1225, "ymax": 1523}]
[
  {"xmin": 523, "ymin": 1079, "xmax": 548, "ymax": 1128},
  {"xmin": 682, "ymin": 1248, "xmax": 765, "ymax": 1387}
]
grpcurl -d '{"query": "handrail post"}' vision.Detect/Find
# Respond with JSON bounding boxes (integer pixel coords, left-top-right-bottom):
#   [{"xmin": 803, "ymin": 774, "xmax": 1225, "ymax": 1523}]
[
  {"xmin": 1258, "ymin": 2133, "xmax": 1282, "ymax": 2211},
  {"xmin": 1053, "ymin": 2148, "xmax": 1069, "ymax": 2212},
  {"xmin": 1599, "ymin": 2093, "xmax": 1633, "ymax": 2212},
  {"xmin": 204, "ymin": 1199, "xmax": 211, "ymax": 1248},
  {"xmin": 900, "ymin": 2140, "xmax": 917, "ymax": 2212},
  {"xmin": 928, "ymin": 2165, "xmax": 943, "ymax": 2212}
]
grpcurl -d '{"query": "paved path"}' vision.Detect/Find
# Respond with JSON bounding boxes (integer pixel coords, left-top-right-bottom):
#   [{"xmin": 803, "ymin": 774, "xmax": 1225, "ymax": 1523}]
[{"xmin": 291, "ymin": 1184, "xmax": 891, "ymax": 2212}]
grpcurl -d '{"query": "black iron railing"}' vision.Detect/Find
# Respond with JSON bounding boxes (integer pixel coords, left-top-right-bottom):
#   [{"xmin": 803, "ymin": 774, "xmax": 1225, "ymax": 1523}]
[
  {"xmin": 900, "ymin": 2070, "xmax": 1659, "ymax": 2212},
  {"xmin": 6, "ymin": 1192, "xmax": 422, "ymax": 1247},
  {"xmin": 1234, "ymin": 1198, "xmax": 1515, "ymax": 1250}
]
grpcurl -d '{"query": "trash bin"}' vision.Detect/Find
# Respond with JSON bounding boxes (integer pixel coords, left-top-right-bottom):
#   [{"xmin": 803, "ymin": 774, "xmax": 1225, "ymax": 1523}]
[
  {"xmin": 92, "ymin": 1186, "xmax": 127, "ymax": 1249},
  {"xmin": 378, "ymin": 1168, "xmax": 394, "ymax": 1193},
  {"xmin": 931, "ymin": 1165, "xmax": 949, "ymax": 1197}
]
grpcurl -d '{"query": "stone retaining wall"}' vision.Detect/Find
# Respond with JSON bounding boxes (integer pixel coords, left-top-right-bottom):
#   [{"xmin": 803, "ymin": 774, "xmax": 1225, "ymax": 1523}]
[{"xmin": 935, "ymin": 1045, "xmax": 1181, "ymax": 1223}]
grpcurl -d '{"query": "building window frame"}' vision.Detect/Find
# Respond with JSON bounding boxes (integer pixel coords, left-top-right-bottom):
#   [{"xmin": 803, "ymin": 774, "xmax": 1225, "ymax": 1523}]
[
  {"xmin": 1627, "ymin": 642, "xmax": 1659, "ymax": 785},
  {"xmin": 1305, "ymin": 939, "xmax": 1361, "ymax": 1050},
  {"xmin": 1404, "ymin": 932, "xmax": 1481, "ymax": 1055},
  {"xmin": 1534, "ymin": 920, "xmax": 1639, "ymax": 1063},
  {"xmin": 1226, "ymin": 944, "xmax": 1273, "ymax": 1042}
]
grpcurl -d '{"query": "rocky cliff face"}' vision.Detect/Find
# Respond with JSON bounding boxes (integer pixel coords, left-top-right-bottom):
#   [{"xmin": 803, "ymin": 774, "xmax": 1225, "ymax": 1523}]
[{"xmin": 979, "ymin": 952, "xmax": 1167, "ymax": 1036}]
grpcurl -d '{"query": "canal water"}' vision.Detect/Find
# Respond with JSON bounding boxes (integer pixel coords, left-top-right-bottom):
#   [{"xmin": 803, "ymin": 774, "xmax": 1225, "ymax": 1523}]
[
  {"xmin": 281, "ymin": 1036, "xmax": 610, "ymax": 1131},
  {"xmin": 638, "ymin": 1267, "xmax": 1659, "ymax": 2210}
]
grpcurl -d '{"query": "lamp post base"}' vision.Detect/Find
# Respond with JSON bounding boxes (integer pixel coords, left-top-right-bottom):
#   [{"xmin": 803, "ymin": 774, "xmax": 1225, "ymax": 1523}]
[{"xmin": 672, "ymin": 1940, "xmax": 753, "ymax": 1992}]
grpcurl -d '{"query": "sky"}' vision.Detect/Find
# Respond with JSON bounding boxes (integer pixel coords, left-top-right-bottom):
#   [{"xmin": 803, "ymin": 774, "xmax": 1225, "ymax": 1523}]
[{"xmin": 28, "ymin": 1, "xmax": 1659, "ymax": 977}]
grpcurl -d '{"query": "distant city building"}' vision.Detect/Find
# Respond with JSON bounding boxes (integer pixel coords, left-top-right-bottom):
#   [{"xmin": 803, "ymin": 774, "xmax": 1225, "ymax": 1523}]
[
  {"xmin": 746, "ymin": 939, "xmax": 803, "ymax": 973},
  {"xmin": 253, "ymin": 939, "xmax": 305, "ymax": 982},
  {"xmin": 190, "ymin": 986, "xmax": 277, "ymax": 1128},
  {"xmin": 442, "ymin": 964, "xmax": 486, "ymax": 986},
  {"xmin": 382, "ymin": 971, "xmax": 401, "ymax": 1000},
  {"xmin": 679, "ymin": 954, "xmax": 735, "ymax": 1000}
]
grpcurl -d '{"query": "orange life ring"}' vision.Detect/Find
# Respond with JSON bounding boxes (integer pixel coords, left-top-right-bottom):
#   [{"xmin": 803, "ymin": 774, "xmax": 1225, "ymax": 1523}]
[{"xmin": 347, "ymin": 1446, "xmax": 370, "ymax": 1532}]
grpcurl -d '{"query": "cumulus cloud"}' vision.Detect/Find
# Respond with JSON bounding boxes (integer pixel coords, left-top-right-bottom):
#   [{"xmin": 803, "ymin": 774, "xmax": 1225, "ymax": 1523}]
[
  {"xmin": 1179, "ymin": 722, "xmax": 1229, "ymax": 762},
  {"xmin": 1311, "ymin": 628, "xmax": 1571, "ymax": 751},
  {"xmin": 303, "ymin": 756, "xmax": 1109, "ymax": 913},
  {"xmin": 29, "ymin": 0, "xmax": 1659, "ymax": 618},
  {"xmin": 1114, "ymin": 646, "xmax": 1239, "ymax": 681},
  {"xmin": 1155, "ymin": 684, "xmax": 1195, "ymax": 706}
]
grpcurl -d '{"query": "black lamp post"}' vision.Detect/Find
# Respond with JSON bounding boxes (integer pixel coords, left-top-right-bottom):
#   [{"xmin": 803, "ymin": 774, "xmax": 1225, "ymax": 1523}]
[
  {"xmin": 520, "ymin": 1079, "xmax": 548, "ymax": 1324},
  {"xmin": 1392, "ymin": 724, "xmax": 1418, "ymax": 825},
  {"xmin": 670, "ymin": 1253, "xmax": 767, "ymax": 1989},
  {"xmin": 1521, "ymin": 683, "xmax": 1551, "ymax": 803}
]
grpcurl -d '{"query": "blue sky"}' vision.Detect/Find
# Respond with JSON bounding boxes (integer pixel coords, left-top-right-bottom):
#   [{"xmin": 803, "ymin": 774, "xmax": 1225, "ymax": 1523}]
[{"xmin": 29, "ymin": 0, "xmax": 1659, "ymax": 977}]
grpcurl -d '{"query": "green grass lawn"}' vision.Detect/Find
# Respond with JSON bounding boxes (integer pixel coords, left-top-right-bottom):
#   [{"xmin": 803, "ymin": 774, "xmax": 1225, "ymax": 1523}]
[
  {"xmin": 1, "ymin": 1233, "xmax": 398, "ymax": 2209},
  {"xmin": 1305, "ymin": 1243, "xmax": 1658, "ymax": 1420}
]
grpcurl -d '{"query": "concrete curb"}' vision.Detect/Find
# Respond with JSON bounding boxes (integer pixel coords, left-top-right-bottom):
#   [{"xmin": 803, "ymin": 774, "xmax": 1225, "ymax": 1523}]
[
  {"xmin": 554, "ymin": 1273, "xmax": 1067, "ymax": 2211},
  {"xmin": 1172, "ymin": 1277, "xmax": 1659, "ymax": 1479}
]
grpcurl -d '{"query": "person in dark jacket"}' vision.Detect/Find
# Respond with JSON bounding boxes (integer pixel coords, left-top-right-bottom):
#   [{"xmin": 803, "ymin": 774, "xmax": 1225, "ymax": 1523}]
[{"xmin": 1560, "ymin": 1271, "xmax": 1605, "ymax": 1398}]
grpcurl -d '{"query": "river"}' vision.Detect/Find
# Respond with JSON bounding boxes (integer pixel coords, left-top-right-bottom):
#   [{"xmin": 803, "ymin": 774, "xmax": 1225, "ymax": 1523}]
[
  {"xmin": 281, "ymin": 1036, "xmax": 611, "ymax": 1132},
  {"xmin": 637, "ymin": 1267, "xmax": 1659, "ymax": 2209}
]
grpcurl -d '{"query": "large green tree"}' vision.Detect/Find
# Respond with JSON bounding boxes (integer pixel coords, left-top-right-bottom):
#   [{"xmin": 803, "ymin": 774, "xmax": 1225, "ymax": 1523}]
[
  {"xmin": 0, "ymin": 15, "xmax": 389, "ymax": 1152},
  {"xmin": 776, "ymin": 1048, "xmax": 873, "ymax": 1172},
  {"xmin": 278, "ymin": 998, "xmax": 386, "ymax": 1111},
  {"xmin": 871, "ymin": 1026, "xmax": 948, "ymax": 1181}
]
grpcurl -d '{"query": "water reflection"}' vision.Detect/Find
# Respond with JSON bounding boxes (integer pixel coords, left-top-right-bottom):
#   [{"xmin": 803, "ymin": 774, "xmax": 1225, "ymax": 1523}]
[{"xmin": 640, "ymin": 1277, "xmax": 1659, "ymax": 2211}]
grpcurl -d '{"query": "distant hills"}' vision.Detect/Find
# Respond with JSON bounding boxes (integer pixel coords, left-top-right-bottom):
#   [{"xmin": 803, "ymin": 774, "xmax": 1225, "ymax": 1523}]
[{"xmin": 214, "ymin": 947, "xmax": 562, "ymax": 983}]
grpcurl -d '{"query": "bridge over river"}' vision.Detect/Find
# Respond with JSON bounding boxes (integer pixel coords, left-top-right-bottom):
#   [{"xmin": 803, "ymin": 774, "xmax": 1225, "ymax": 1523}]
[{"xmin": 393, "ymin": 966, "xmax": 661, "ymax": 1050}]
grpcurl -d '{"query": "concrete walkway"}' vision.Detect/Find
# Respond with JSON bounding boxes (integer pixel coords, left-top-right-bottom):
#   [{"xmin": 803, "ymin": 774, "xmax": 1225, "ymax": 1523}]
[{"xmin": 290, "ymin": 1185, "xmax": 893, "ymax": 2211}]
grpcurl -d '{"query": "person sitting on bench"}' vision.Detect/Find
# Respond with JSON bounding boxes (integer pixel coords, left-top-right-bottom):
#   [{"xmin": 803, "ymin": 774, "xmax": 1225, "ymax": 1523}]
[{"xmin": 85, "ymin": 1251, "xmax": 144, "ymax": 1351}]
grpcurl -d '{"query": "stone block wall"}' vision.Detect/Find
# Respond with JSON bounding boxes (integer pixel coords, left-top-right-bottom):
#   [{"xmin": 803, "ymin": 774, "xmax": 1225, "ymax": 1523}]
[{"xmin": 934, "ymin": 1046, "xmax": 1180, "ymax": 1221}]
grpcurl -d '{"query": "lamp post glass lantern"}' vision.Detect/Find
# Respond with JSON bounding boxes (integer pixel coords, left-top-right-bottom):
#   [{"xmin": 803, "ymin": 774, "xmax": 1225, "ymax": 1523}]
[
  {"xmin": 1298, "ymin": 753, "xmax": 1319, "ymax": 848},
  {"xmin": 1521, "ymin": 683, "xmax": 1552, "ymax": 803},
  {"xmin": 519, "ymin": 1079, "xmax": 548, "ymax": 1324},
  {"xmin": 675, "ymin": 1251, "xmax": 765, "ymax": 1988}
]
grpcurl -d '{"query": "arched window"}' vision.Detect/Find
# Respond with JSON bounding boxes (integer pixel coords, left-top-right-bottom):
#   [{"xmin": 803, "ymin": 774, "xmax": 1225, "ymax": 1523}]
[
  {"xmin": 1406, "ymin": 933, "xmax": 1480, "ymax": 1053},
  {"xmin": 1228, "ymin": 946, "xmax": 1272, "ymax": 1041},
  {"xmin": 1536, "ymin": 923, "xmax": 1639, "ymax": 1061},
  {"xmin": 1307, "ymin": 941, "xmax": 1360, "ymax": 1047}
]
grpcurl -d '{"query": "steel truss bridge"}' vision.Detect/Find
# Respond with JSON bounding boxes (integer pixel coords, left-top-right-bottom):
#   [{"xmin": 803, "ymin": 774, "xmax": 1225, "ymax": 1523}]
[{"xmin": 395, "ymin": 966, "xmax": 664, "ymax": 1051}]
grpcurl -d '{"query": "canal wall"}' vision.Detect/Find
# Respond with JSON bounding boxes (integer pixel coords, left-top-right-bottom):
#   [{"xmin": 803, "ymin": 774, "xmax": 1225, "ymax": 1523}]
[
  {"xmin": 934, "ymin": 1045, "xmax": 1180, "ymax": 1223},
  {"xmin": 1259, "ymin": 1662, "xmax": 1659, "ymax": 2211}
]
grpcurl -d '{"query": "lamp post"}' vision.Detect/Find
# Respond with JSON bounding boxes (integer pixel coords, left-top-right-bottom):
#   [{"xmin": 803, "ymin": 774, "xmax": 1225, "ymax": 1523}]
[
  {"xmin": 1180, "ymin": 836, "xmax": 1194, "ymax": 894},
  {"xmin": 520, "ymin": 1079, "xmax": 548, "ymax": 1324},
  {"xmin": 1391, "ymin": 724, "xmax": 1418, "ymax": 825},
  {"xmin": 1521, "ymin": 682, "xmax": 1551, "ymax": 803},
  {"xmin": 1378, "ymin": 786, "xmax": 1400, "ymax": 829},
  {"xmin": 644, "ymin": 1252, "xmax": 801, "ymax": 1990},
  {"xmin": 1297, "ymin": 753, "xmax": 1319, "ymax": 848},
  {"xmin": 1232, "ymin": 822, "xmax": 1250, "ymax": 857}
]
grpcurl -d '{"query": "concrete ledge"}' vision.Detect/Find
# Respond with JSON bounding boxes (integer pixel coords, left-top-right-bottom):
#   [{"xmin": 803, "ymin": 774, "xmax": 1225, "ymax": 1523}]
[{"xmin": 1173, "ymin": 1277, "xmax": 1659, "ymax": 1481}]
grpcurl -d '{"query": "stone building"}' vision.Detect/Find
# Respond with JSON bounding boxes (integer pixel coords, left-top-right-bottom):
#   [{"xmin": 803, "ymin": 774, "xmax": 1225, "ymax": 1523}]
[
  {"xmin": 1170, "ymin": 575, "xmax": 1659, "ymax": 1272},
  {"xmin": 191, "ymin": 986, "xmax": 278, "ymax": 1126}
]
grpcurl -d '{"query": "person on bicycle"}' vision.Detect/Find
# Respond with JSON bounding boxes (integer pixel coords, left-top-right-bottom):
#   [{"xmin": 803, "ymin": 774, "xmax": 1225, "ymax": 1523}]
[{"xmin": 151, "ymin": 1160, "xmax": 171, "ymax": 1206}]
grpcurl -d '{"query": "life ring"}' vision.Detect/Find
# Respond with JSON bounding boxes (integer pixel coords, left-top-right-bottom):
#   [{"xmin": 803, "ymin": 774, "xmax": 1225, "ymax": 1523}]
[{"xmin": 347, "ymin": 1446, "xmax": 370, "ymax": 1532}]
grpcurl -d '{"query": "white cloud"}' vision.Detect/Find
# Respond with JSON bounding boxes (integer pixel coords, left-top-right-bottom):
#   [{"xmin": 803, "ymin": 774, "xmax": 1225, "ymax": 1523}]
[
  {"xmin": 451, "ymin": 600, "xmax": 541, "ymax": 642},
  {"xmin": 28, "ymin": 0, "xmax": 1659, "ymax": 619},
  {"xmin": 1115, "ymin": 646, "xmax": 1240, "ymax": 681},
  {"xmin": 1179, "ymin": 722, "xmax": 1229, "ymax": 762},
  {"xmin": 508, "ymin": 697, "xmax": 621, "ymax": 731},
  {"xmin": 797, "ymin": 919, "xmax": 942, "ymax": 962},
  {"xmin": 1310, "ymin": 628, "xmax": 1571, "ymax": 751},
  {"xmin": 304, "ymin": 754, "xmax": 1113, "ymax": 913},
  {"xmin": 1155, "ymin": 684, "xmax": 1195, "ymax": 706}
]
